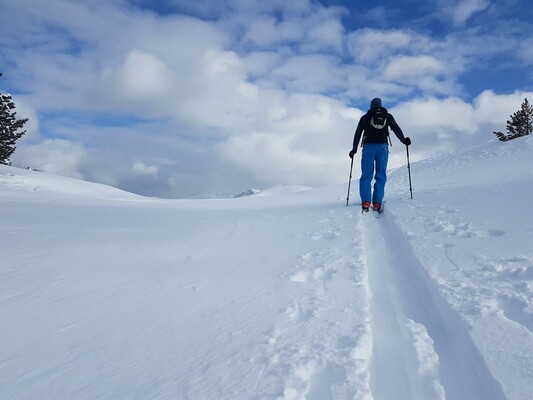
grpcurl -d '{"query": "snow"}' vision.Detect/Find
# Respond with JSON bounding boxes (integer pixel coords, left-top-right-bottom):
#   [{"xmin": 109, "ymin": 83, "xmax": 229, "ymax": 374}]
[
  {"xmin": 254, "ymin": 184, "xmax": 313, "ymax": 196},
  {"xmin": 1, "ymin": 136, "xmax": 532, "ymax": 400}
]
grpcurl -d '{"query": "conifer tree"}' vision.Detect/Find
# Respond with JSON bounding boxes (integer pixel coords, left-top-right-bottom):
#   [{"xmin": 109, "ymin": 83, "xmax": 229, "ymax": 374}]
[
  {"xmin": 0, "ymin": 73, "xmax": 28, "ymax": 165},
  {"xmin": 495, "ymin": 97, "xmax": 533, "ymax": 141},
  {"xmin": 493, "ymin": 131, "xmax": 507, "ymax": 142}
]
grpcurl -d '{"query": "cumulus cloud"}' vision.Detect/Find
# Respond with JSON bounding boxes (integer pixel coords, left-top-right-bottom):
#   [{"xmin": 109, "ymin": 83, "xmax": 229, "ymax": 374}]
[
  {"xmin": 2, "ymin": 0, "xmax": 532, "ymax": 197},
  {"xmin": 132, "ymin": 162, "xmax": 158, "ymax": 177},
  {"xmin": 12, "ymin": 139, "xmax": 87, "ymax": 179},
  {"xmin": 389, "ymin": 90, "xmax": 533, "ymax": 162},
  {"xmin": 303, "ymin": 14, "xmax": 345, "ymax": 53},
  {"xmin": 269, "ymin": 55, "xmax": 344, "ymax": 93},
  {"xmin": 239, "ymin": 3, "xmax": 345, "ymax": 54},
  {"xmin": 392, "ymin": 97, "xmax": 475, "ymax": 136},
  {"xmin": 384, "ymin": 56, "xmax": 445, "ymax": 80},
  {"xmin": 105, "ymin": 50, "xmax": 174, "ymax": 100},
  {"xmin": 345, "ymin": 28, "xmax": 466, "ymax": 98},
  {"xmin": 219, "ymin": 93, "xmax": 360, "ymax": 187},
  {"xmin": 473, "ymin": 90, "xmax": 533, "ymax": 127}
]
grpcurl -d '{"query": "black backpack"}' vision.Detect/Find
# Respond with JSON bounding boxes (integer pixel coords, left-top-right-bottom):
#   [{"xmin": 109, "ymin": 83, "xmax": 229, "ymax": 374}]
[{"xmin": 369, "ymin": 106, "xmax": 388, "ymax": 130}]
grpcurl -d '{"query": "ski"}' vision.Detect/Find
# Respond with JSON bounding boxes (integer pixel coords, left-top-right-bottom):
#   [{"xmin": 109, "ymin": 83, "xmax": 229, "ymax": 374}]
[
  {"xmin": 362, "ymin": 203, "xmax": 384, "ymax": 216},
  {"xmin": 373, "ymin": 204, "xmax": 384, "ymax": 218}
]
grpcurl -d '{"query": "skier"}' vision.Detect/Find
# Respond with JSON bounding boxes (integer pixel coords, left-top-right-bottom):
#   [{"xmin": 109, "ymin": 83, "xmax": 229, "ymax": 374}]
[{"xmin": 349, "ymin": 98, "xmax": 411, "ymax": 212}]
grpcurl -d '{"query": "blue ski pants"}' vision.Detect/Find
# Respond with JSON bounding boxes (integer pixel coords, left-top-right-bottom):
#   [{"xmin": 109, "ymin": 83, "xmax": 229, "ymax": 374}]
[{"xmin": 360, "ymin": 143, "xmax": 389, "ymax": 205}]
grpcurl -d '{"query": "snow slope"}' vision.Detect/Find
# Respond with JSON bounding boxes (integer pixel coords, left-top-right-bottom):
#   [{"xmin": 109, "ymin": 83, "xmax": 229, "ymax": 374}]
[{"xmin": 1, "ymin": 136, "xmax": 532, "ymax": 400}]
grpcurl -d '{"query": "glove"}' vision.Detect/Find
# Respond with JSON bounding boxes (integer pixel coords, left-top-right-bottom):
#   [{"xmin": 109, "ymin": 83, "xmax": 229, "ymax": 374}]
[
  {"xmin": 403, "ymin": 137, "xmax": 411, "ymax": 146},
  {"xmin": 349, "ymin": 149, "xmax": 356, "ymax": 159}
]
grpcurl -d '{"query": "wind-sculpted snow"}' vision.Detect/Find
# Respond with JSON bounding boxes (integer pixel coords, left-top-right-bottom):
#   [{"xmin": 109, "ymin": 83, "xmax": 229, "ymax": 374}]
[{"xmin": 1, "ymin": 136, "xmax": 532, "ymax": 399}]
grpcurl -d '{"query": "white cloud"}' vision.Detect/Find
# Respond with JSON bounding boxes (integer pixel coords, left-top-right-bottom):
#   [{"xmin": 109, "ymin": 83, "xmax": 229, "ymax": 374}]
[
  {"xmin": 384, "ymin": 56, "xmax": 445, "ymax": 80},
  {"xmin": 347, "ymin": 29, "xmax": 412, "ymax": 64},
  {"xmin": 473, "ymin": 90, "xmax": 533, "ymax": 127},
  {"xmin": 8, "ymin": 97, "xmax": 40, "ymax": 144},
  {"xmin": 270, "ymin": 55, "xmax": 344, "ymax": 93},
  {"xmin": 453, "ymin": 0, "xmax": 491, "ymax": 26},
  {"xmin": 304, "ymin": 15, "xmax": 345, "ymax": 53},
  {"xmin": 383, "ymin": 55, "xmax": 461, "ymax": 96},
  {"xmin": 203, "ymin": 49, "xmax": 241, "ymax": 78},
  {"xmin": 3, "ymin": 0, "xmax": 532, "ymax": 197},
  {"xmin": 243, "ymin": 15, "xmax": 302, "ymax": 47},
  {"xmin": 387, "ymin": 90, "xmax": 533, "ymax": 164},
  {"xmin": 169, "ymin": 48, "xmax": 259, "ymax": 131},
  {"xmin": 219, "ymin": 93, "xmax": 360, "ymax": 187},
  {"xmin": 344, "ymin": 29, "xmax": 464, "ymax": 97},
  {"xmin": 12, "ymin": 139, "xmax": 86, "ymax": 179},
  {"xmin": 242, "ymin": 51, "xmax": 284, "ymax": 78},
  {"xmin": 239, "ymin": 3, "xmax": 345, "ymax": 53},
  {"xmin": 226, "ymin": 0, "xmax": 313, "ymax": 17},
  {"xmin": 132, "ymin": 162, "xmax": 158, "ymax": 177},
  {"xmin": 392, "ymin": 97, "xmax": 475, "ymax": 135},
  {"xmin": 520, "ymin": 44, "xmax": 533, "ymax": 67},
  {"xmin": 104, "ymin": 50, "xmax": 174, "ymax": 100},
  {"xmin": 360, "ymin": 6, "xmax": 391, "ymax": 26}
]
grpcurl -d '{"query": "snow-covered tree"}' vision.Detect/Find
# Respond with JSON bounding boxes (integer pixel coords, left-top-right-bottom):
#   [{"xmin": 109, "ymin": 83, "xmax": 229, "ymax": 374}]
[
  {"xmin": 507, "ymin": 97, "xmax": 533, "ymax": 139},
  {"xmin": 0, "ymin": 73, "xmax": 28, "ymax": 165},
  {"xmin": 495, "ymin": 98, "xmax": 533, "ymax": 141}
]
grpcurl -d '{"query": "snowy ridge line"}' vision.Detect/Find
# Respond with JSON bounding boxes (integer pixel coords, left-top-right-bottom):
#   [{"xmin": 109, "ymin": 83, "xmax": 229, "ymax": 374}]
[{"xmin": 360, "ymin": 211, "xmax": 506, "ymax": 400}]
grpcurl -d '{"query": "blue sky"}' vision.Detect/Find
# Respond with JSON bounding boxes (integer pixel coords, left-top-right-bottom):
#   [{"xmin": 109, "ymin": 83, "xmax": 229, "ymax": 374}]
[{"xmin": 1, "ymin": 0, "xmax": 532, "ymax": 197}]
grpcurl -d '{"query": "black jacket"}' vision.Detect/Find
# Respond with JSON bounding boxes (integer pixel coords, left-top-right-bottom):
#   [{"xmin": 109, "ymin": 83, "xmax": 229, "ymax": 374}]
[{"xmin": 352, "ymin": 108, "xmax": 405, "ymax": 150}]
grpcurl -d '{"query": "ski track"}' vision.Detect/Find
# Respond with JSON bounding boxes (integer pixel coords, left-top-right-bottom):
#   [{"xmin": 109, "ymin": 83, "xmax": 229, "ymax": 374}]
[
  {"xmin": 392, "ymin": 198, "xmax": 533, "ymax": 400},
  {"xmin": 251, "ymin": 203, "xmax": 509, "ymax": 400},
  {"xmin": 360, "ymin": 209, "xmax": 506, "ymax": 400}
]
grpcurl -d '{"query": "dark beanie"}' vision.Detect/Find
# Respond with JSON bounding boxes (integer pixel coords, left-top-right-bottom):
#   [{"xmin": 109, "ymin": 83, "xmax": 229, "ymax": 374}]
[{"xmin": 370, "ymin": 98, "xmax": 382, "ymax": 109}]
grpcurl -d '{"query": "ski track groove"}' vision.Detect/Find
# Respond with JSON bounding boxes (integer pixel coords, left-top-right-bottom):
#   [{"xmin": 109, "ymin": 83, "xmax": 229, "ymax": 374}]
[
  {"xmin": 257, "ymin": 203, "xmax": 508, "ymax": 400},
  {"xmin": 360, "ymin": 208, "xmax": 507, "ymax": 400}
]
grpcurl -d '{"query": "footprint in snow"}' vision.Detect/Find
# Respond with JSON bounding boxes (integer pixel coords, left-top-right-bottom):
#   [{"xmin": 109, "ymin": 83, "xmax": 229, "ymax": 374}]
[
  {"xmin": 309, "ymin": 230, "xmax": 339, "ymax": 241},
  {"xmin": 290, "ymin": 271, "xmax": 309, "ymax": 283},
  {"xmin": 498, "ymin": 295, "xmax": 533, "ymax": 333},
  {"xmin": 487, "ymin": 229, "xmax": 506, "ymax": 237},
  {"xmin": 290, "ymin": 267, "xmax": 334, "ymax": 283}
]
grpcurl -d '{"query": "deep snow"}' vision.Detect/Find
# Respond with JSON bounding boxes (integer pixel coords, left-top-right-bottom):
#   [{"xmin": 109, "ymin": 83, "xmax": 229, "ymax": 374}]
[{"xmin": 1, "ymin": 136, "xmax": 532, "ymax": 400}]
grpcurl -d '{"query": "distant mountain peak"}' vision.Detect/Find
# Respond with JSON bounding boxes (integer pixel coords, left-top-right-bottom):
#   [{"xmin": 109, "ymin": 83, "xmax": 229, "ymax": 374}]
[{"xmin": 234, "ymin": 189, "xmax": 261, "ymax": 198}]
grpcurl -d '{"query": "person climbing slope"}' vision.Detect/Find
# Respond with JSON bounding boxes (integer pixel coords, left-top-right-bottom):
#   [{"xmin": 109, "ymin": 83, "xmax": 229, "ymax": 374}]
[{"xmin": 349, "ymin": 98, "xmax": 411, "ymax": 212}]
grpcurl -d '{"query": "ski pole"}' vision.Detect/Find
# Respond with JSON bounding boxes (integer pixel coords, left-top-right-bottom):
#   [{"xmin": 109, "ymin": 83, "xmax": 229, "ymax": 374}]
[
  {"xmin": 406, "ymin": 145, "xmax": 413, "ymax": 199},
  {"xmin": 346, "ymin": 156, "xmax": 354, "ymax": 206}
]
